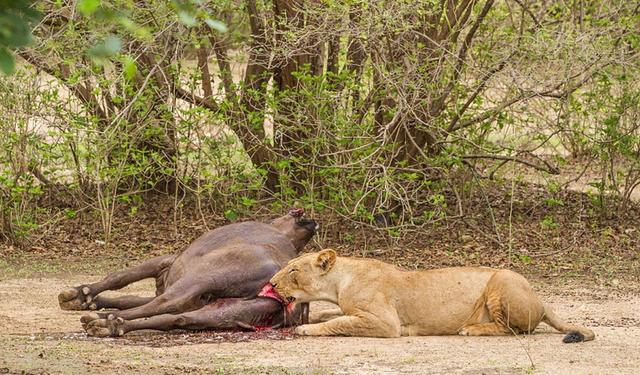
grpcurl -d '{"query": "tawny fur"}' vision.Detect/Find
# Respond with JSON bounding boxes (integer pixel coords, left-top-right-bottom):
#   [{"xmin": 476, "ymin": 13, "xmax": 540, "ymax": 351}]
[{"xmin": 270, "ymin": 249, "xmax": 595, "ymax": 342}]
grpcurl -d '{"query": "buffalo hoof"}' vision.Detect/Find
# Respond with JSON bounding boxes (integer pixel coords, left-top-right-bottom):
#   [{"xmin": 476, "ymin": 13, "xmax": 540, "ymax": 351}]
[
  {"xmin": 84, "ymin": 314, "xmax": 125, "ymax": 337},
  {"xmin": 80, "ymin": 312, "xmax": 101, "ymax": 328},
  {"xmin": 58, "ymin": 286, "xmax": 96, "ymax": 311}
]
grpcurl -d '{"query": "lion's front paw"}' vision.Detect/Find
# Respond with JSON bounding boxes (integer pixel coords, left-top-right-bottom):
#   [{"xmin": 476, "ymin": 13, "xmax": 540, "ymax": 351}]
[
  {"xmin": 294, "ymin": 324, "xmax": 313, "ymax": 336},
  {"xmin": 458, "ymin": 328, "xmax": 470, "ymax": 336}
]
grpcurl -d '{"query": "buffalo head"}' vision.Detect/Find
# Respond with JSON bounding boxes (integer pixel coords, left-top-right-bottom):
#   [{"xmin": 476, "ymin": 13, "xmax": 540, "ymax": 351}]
[{"xmin": 270, "ymin": 208, "xmax": 318, "ymax": 251}]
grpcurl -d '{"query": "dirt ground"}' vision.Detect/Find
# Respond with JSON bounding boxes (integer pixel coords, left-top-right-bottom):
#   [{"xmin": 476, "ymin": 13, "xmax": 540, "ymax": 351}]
[{"xmin": 1, "ymin": 269, "xmax": 638, "ymax": 375}]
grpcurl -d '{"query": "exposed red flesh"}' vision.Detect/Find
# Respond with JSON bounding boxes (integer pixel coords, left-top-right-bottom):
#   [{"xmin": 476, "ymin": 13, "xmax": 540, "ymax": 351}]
[
  {"xmin": 253, "ymin": 325, "xmax": 272, "ymax": 331},
  {"xmin": 258, "ymin": 283, "xmax": 285, "ymax": 304},
  {"xmin": 288, "ymin": 208, "xmax": 304, "ymax": 217},
  {"xmin": 258, "ymin": 283, "xmax": 296, "ymax": 314}
]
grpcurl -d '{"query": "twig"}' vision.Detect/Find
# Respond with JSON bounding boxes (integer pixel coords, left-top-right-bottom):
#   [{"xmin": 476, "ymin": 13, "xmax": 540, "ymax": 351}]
[{"xmin": 461, "ymin": 154, "xmax": 560, "ymax": 175}]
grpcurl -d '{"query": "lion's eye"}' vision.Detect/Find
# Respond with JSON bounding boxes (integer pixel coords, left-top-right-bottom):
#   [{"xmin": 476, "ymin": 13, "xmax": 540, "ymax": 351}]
[{"xmin": 288, "ymin": 268, "xmax": 297, "ymax": 274}]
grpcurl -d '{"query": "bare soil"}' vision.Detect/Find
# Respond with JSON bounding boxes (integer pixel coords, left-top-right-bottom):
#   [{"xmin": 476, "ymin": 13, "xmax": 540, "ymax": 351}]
[{"xmin": 0, "ymin": 270, "xmax": 639, "ymax": 375}]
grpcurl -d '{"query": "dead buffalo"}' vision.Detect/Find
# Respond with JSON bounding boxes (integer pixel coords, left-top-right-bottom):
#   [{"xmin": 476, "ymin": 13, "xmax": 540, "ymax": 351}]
[{"xmin": 58, "ymin": 209, "xmax": 317, "ymax": 337}]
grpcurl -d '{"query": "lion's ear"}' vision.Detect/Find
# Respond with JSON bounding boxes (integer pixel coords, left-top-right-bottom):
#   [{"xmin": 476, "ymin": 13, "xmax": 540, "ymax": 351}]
[{"xmin": 316, "ymin": 249, "xmax": 337, "ymax": 273}]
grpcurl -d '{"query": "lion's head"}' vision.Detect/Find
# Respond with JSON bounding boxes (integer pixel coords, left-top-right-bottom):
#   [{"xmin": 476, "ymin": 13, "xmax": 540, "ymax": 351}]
[{"xmin": 269, "ymin": 249, "xmax": 338, "ymax": 304}]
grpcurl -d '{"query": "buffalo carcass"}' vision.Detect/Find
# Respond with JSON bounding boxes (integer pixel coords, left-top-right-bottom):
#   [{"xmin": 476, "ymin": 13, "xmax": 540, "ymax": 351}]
[{"xmin": 57, "ymin": 209, "xmax": 317, "ymax": 337}]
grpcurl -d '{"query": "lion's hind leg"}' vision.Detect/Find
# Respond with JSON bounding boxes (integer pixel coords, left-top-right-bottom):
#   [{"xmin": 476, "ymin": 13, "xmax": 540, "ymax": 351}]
[
  {"xmin": 459, "ymin": 270, "xmax": 545, "ymax": 337},
  {"xmin": 459, "ymin": 292, "xmax": 510, "ymax": 336}
]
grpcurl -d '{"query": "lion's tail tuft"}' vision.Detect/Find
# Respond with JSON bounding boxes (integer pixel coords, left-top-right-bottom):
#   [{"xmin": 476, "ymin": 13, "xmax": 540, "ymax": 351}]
[
  {"xmin": 562, "ymin": 330, "xmax": 585, "ymax": 343},
  {"xmin": 543, "ymin": 304, "xmax": 595, "ymax": 343}
]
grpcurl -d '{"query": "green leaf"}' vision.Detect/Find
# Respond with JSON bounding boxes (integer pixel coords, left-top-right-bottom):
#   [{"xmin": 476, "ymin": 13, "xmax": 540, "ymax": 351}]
[
  {"xmin": 77, "ymin": 0, "xmax": 100, "ymax": 17},
  {"xmin": 0, "ymin": 12, "xmax": 33, "ymax": 48},
  {"xmin": 88, "ymin": 35, "xmax": 122, "ymax": 64},
  {"xmin": 240, "ymin": 197, "xmax": 256, "ymax": 207},
  {"xmin": 118, "ymin": 17, "xmax": 151, "ymax": 41},
  {"xmin": 177, "ymin": 11, "xmax": 197, "ymax": 27},
  {"xmin": 0, "ymin": 47, "xmax": 16, "ymax": 75},
  {"xmin": 205, "ymin": 19, "xmax": 228, "ymax": 33},
  {"xmin": 63, "ymin": 209, "xmax": 77, "ymax": 218},
  {"xmin": 122, "ymin": 56, "xmax": 137, "ymax": 80},
  {"xmin": 224, "ymin": 209, "xmax": 238, "ymax": 221}
]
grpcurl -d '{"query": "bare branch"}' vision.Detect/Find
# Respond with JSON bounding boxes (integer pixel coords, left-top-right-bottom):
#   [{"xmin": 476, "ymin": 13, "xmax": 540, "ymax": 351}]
[
  {"xmin": 461, "ymin": 154, "xmax": 560, "ymax": 174},
  {"xmin": 18, "ymin": 51, "xmax": 109, "ymax": 124},
  {"xmin": 196, "ymin": 44, "xmax": 213, "ymax": 98}
]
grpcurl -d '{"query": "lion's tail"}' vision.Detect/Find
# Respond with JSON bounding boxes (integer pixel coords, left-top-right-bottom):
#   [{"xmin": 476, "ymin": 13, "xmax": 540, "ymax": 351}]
[{"xmin": 542, "ymin": 304, "xmax": 595, "ymax": 343}]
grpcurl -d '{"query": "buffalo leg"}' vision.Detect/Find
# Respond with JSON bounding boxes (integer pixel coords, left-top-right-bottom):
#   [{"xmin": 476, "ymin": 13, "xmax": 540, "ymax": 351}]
[
  {"xmin": 83, "ymin": 260, "xmax": 283, "ymax": 321},
  {"xmin": 85, "ymin": 262, "xmax": 276, "ymax": 320},
  {"xmin": 58, "ymin": 254, "xmax": 176, "ymax": 311},
  {"xmin": 82, "ymin": 277, "xmax": 208, "ymax": 321},
  {"xmin": 92, "ymin": 295, "xmax": 155, "ymax": 310},
  {"xmin": 84, "ymin": 298, "xmax": 283, "ymax": 337}
]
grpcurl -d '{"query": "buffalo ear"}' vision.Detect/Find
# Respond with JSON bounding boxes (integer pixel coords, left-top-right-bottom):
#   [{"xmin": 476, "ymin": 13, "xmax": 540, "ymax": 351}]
[{"xmin": 316, "ymin": 249, "xmax": 337, "ymax": 273}]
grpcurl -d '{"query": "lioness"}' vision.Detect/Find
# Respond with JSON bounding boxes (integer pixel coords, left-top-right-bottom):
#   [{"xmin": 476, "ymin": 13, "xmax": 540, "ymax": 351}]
[{"xmin": 269, "ymin": 249, "xmax": 595, "ymax": 343}]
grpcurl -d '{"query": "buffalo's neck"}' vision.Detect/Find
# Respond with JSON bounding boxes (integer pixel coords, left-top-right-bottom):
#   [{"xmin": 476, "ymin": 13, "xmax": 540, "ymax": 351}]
[{"xmin": 291, "ymin": 238, "xmax": 311, "ymax": 253}]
